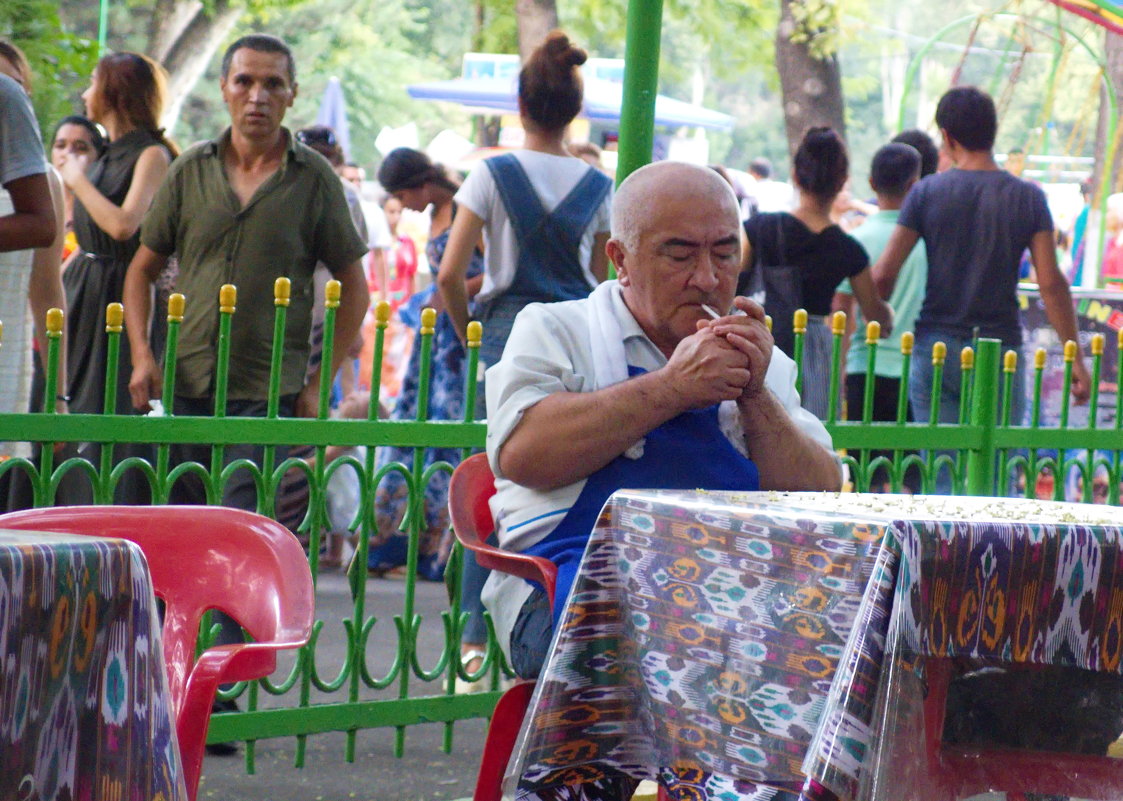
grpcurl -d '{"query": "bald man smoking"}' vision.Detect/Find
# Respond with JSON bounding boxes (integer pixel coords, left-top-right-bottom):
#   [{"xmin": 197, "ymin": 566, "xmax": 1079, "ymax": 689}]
[{"xmin": 480, "ymin": 161, "xmax": 842, "ymax": 679}]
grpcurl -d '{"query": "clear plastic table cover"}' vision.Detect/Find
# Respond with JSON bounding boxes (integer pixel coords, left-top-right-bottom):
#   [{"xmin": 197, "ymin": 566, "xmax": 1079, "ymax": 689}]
[{"xmin": 503, "ymin": 490, "xmax": 1123, "ymax": 801}]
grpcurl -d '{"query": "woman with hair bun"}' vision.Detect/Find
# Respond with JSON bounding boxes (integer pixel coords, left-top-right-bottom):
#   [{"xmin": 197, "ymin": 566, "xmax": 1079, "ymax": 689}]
[
  {"xmin": 740, "ymin": 126, "xmax": 891, "ymax": 419},
  {"xmin": 56, "ymin": 51, "xmax": 177, "ymax": 504},
  {"xmin": 436, "ymin": 30, "xmax": 613, "ymax": 370}
]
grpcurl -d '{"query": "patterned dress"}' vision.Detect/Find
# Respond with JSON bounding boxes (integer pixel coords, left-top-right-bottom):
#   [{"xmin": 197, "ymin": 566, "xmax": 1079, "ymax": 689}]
[{"xmin": 369, "ymin": 225, "xmax": 484, "ymax": 579}]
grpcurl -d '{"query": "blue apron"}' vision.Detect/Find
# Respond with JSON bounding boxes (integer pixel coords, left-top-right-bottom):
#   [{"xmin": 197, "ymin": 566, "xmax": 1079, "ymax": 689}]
[
  {"xmin": 525, "ymin": 367, "xmax": 760, "ymax": 622},
  {"xmin": 476, "ymin": 154, "xmax": 612, "ymax": 366}
]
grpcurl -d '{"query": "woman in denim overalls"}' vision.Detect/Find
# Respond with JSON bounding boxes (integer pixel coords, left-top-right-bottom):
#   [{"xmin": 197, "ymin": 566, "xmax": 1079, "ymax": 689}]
[{"xmin": 434, "ymin": 30, "xmax": 613, "ymax": 687}]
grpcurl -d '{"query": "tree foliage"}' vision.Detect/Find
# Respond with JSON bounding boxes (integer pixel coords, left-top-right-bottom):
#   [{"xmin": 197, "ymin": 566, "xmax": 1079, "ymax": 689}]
[{"xmin": 1, "ymin": 0, "xmax": 98, "ymax": 145}]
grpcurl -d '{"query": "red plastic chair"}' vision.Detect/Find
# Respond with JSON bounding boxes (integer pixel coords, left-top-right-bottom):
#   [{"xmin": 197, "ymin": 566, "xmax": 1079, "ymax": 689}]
[
  {"xmin": 450, "ymin": 453, "xmax": 555, "ymax": 801},
  {"xmin": 450, "ymin": 454, "xmax": 671, "ymax": 801},
  {"xmin": 0, "ymin": 505, "xmax": 315, "ymax": 801}
]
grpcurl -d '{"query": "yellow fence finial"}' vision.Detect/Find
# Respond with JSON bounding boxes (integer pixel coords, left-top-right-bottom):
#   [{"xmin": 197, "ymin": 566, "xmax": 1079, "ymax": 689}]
[
  {"xmin": 325, "ymin": 279, "xmax": 341, "ymax": 309},
  {"xmin": 219, "ymin": 284, "xmax": 237, "ymax": 314},
  {"xmin": 960, "ymin": 346, "xmax": 974, "ymax": 370},
  {"xmin": 932, "ymin": 341, "xmax": 947, "ymax": 365},
  {"xmin": 793, "ymin": 309, "xmax": 808, "ymax": 334},
  {"xmin": 1004, "ymin": 349, "xmax": 1018, "ymax": 373},
  {"xmin": 900, "ymin": 331, "xmax": 914, "ymax": 355},
  {"xmin": 467, "ymin": 320, "xmax": 482, "ymax": 348},
  {"xmin": 830, "ymin": 310, "xmax": 846, "ymax": 336},
  {"xmin": 420, "ymin": 307, "xmax": 436, "ymax": 336},
  {"xmin": 106, "ymin": 302, "xmax": 125, "ymax": 332},
  {"xmin": 1035, "ymin": 347, "xmax": 1047, "ymax": 371},
  {"xmin": 274, "ymin": 277, "xmax": 291, "ymax": 307},
  {"xmin": 1092, "ymin": 333, "xmax": 1105, "ymax": 357},
  {"xmin": 46, "ymin": 308, "xmax": 63, "ymax": 337},
  {"xmin": 375, "ymin": 300, "xmax": 391, "ymax": 328},
  {"xmin": 764, "ymin": 314, "xmax": 772, "ymax": 332},
  {"xmin": 167, "ymin": 294, "xmax": 185, "ymax": 323},
  {"xmin": 865, "ymin": 320, "xmax": 880, "ymax": 344},
  {"xmin": 1063, "ymin": 340, "xmax": 1077, "ymax": 362}
]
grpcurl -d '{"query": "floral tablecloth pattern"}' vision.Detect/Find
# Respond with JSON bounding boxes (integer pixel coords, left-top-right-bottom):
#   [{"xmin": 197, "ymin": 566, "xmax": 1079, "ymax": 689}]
[
  {"xmin": 506, "ymin": 491, "xmax": 1123, "ymax": 801},
  {"xmin": 0, "ymin": 531, "xmax": 187, "ymax": 801}
]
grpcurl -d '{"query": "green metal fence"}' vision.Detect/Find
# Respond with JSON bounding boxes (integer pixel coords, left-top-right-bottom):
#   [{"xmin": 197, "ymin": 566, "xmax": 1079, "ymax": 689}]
[{"xmin": 0, "ymin": 288, "xmax": 1118, "ymax": 769}]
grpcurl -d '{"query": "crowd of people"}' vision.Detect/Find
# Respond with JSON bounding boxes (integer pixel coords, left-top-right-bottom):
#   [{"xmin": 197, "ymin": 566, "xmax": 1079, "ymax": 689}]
[{"xmin": 0, "ymin": 25, "xmax": 1095, "ymax": 707}]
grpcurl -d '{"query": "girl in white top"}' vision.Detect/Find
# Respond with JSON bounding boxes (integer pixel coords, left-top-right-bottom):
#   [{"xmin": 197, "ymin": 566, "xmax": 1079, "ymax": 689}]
[{"xmin": 437, "ymin": 31, "xmax": 612, "ymax": 370}]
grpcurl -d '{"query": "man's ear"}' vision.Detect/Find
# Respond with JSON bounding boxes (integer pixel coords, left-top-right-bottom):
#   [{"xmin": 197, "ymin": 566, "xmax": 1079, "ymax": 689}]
[
  {"xmin": 606, "ymin": 238, "xmax": 629, "ymax": 285},
  {"xmin": 290, "ymin": 82, "xmax": 299, "ymax": 106}
]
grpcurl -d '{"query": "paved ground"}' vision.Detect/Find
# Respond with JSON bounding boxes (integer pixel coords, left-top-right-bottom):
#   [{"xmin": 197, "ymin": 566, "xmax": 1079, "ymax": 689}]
[{"xmin": 195, "ymin": 570, "xmax": 486, "ymax": 801}]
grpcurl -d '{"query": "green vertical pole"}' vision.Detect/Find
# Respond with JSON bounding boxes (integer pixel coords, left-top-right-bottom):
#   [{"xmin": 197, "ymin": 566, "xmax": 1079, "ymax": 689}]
[
  {"xmin": 826, "ymin": 312, "xmax": 844, "ymax": 424},
  {"xmin": 98, "ymin": 0, "xmax": 109, "ymax": 56},
  {"xmin": 966, "ymin": 338, "xmax": 1000, "ymax": 496},
  {"xmin": 1084, "ymin": 334, "xmax": 1103, "ymax": 503},
  {"xmin": 616, "ymin": 0, "xmax": 664, "ymax": 186},
  {"xmin": 792, "ymin": 309, "xmax": 807, "ymax": 396}
]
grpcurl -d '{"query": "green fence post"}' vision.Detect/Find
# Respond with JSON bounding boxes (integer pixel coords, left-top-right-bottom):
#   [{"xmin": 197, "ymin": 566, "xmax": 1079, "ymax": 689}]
[
  {"xmin": 955, "ymin": 346, "xmax": 974, "ymax": 493},
  {"xmin": 827, "ymin": 312, "xmax": 845, "ymax": 425},
  {"xmin": 1085, "ymin": 334, "xmax": 1104, "ymax": 503},
  {"xmin": 1027, "ymin": 347, "xmax": 1045, "ymax": 500},
  {"xmin": 966, "ymin": 338, "xmax": 1000, "ymax": 496},
  {"xmin": 793, "ymin": 309, "xmax": 807, "ymax": 394},
  {"xmin": 892, "ymin": 331, "xmax": 913, "ymax": 493},
  {"xmin": 210, "ymin": 285, "xmax": 236, "ymax": 505},
  {"xmin": 616, "ymin": 0, "xmax": 664, "ymax": 185},
  {"xmin": 155, "ymin": 295, "xmax": 183, "ymax": 504}
]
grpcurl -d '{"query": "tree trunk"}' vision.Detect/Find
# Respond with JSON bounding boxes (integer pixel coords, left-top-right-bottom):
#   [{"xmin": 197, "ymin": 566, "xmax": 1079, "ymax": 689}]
[
  {"xmin": 515, "ymin": 0, "xmax": 558, "ymax": 60},
  {"xmin": 155, "ymin": 0, "xmax": 242, "ymax": 132},
  {"xmin": 774, "ymin": 0, "xmax": 846, "ymax": 159}
]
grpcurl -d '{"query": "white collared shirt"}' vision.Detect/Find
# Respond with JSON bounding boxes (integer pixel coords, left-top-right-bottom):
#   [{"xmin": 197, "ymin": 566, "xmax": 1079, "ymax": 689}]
[{"xmin": 481, "ymin": 282, "xmax": 836, "ymax": 654}]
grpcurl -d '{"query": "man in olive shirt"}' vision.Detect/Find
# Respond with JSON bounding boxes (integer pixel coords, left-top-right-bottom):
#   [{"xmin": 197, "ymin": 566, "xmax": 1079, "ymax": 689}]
[{"xmin": 123, "ymin": 33, "xmax": 369, "ymax": 508}]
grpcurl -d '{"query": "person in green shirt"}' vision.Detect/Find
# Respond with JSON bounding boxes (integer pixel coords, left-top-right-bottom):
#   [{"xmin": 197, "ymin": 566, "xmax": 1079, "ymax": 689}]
[
  {"xmin": 834, "ymin": 142, "xmax": 927, "ymax": 491},
  {"xmin": 122, "ymin": 33, "xmax": 369, "ymax": 510}
]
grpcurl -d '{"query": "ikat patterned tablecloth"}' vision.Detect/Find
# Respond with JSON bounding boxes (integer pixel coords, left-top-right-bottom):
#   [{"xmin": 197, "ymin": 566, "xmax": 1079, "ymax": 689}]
[
  {"xmin": 504, "ymin": 491, "xmax": 1123, "ymax": 801},
  {"xmin": 0, "ymin": 531, "xmax": 187, "ymax": 801}
]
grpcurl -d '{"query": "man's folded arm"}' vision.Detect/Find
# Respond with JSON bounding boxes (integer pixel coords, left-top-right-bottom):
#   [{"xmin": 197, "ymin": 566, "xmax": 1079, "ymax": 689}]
[{"xmin": 496, "ymin": 371, "xmax": 687, "ymax": 491}]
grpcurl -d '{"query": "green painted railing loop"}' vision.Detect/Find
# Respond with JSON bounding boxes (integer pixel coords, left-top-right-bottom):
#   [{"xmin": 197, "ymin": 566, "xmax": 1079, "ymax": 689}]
[
  {"xmin": 304, "ymin": 620, "xmax": 357, "ymax": 694},
  {"xmin": 966, "ymin": 339, "xmax": 1001, "ymax": 496},
  {"xmin": 827, "ymin": 312, "xmax": 845, "ymax": 425},
  {"xmin": 793, "ymin": 309, "xmax": 807, "ymax": 397}
]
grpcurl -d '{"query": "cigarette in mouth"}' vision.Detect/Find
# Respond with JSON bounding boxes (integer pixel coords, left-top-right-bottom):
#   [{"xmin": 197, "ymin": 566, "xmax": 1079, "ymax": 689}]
[{"xmin": 701, "ymin": 304, "xmax": 721, "ymax": 319}]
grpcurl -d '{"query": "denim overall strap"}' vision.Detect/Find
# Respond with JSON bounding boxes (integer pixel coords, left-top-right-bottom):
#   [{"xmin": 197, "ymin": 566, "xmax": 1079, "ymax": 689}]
[
  {"xmin": 524, "ymin": 366, "xmax": 760, "ymax": 622},
  {"xmin": 485, "ymin": 154, "xmax": 610, "ymax": 302}
]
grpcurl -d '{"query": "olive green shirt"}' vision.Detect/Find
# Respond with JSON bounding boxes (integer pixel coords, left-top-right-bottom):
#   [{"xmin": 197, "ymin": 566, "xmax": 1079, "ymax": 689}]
[{"xmin": 141, "ymin": 127, "xmax": 367, "ymax": 400}]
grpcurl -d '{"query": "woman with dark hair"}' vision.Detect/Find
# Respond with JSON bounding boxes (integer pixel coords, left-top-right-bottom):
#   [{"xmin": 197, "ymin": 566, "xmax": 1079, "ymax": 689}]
[
  {"xmin": 369, "ymin": 148, "xmax": 484, "ymax": 575},
  {"xmin": 49, "ymin": 116, "xmax": 106, "ymax": 253},
  {"xmin": 740, "ymin": 127, "xmax": 891, "ymax": 419},
  {"xmin": 55, "ymin": 52, "xmax": 177, "ymax": 503},
  {"xmin": 373, "ymin": 147, "xmax": 488, "ymax": 688},
  {"xmin": 436, "ymin": 30, "xmax": 612, "ymax": 370}
]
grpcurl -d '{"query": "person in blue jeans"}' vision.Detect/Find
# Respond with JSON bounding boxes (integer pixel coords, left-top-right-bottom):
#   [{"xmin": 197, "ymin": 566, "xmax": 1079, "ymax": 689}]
[
  {"xmin": 434, "ymin": 30, "xmax": 613, "ymax": 685},
  {"xmin": 872, "ymin": 86, "xmax": 1088, "ymax": 493}
]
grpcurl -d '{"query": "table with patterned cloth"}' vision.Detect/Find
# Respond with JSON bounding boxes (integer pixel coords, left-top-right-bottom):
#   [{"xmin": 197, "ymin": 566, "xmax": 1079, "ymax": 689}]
[
  {"xmin": 0, "ymin": 531, "xmax": 188, "ymax": 801},
  {"xmin": 504, "ymin": 490, "xmax": 1123, "ymax": 801}
]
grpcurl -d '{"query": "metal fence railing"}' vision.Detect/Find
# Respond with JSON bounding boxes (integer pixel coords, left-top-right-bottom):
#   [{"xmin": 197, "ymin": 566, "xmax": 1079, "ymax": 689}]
[{"xmin": 0, "ymin": 284, "xmax": 1118, "ymax": 770}]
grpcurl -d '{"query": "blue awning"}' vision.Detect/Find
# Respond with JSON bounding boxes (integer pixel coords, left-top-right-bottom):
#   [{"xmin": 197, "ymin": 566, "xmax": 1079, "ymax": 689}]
[{"xmin": 407, "ymin": 76, "xmax": 735, "ymax": 132}]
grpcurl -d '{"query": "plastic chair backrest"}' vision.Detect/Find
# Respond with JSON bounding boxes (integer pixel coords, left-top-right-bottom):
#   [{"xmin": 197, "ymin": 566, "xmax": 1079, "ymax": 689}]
[
  {"xmin": 0, "ymin": 505, "xmax": 315, "ymax": 799},
  {"xmin": 449, "ymin": 453, "xmax": 557, "ymax": 608}
]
